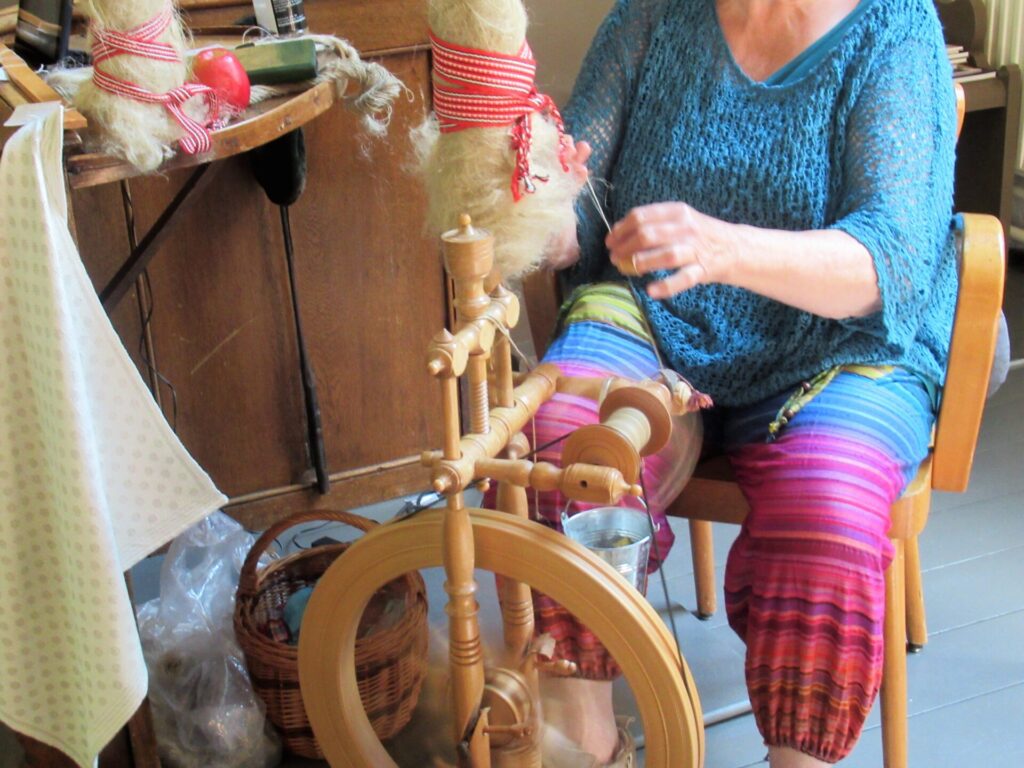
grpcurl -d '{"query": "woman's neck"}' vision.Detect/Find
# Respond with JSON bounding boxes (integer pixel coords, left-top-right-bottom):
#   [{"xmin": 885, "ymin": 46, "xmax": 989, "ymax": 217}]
[{"xmin": 716, "ymin": 0, "xmax": 861, "ymax": 82}]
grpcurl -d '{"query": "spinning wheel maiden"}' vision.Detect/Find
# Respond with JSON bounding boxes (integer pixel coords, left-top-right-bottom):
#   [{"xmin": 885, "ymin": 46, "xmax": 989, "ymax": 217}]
[{"xmin": 297, "ymin": 217, "xmax": 704, "ymax": 767}]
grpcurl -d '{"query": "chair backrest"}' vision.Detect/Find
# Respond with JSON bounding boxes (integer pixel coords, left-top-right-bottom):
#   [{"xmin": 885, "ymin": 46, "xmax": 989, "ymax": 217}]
[
  {"xmin": 931, "ymin": 213, "xmax": 1005, "ymax": 492},
  {"xmin": 955, "ymin": 81, "xmax": 967, "ymax": 138}
]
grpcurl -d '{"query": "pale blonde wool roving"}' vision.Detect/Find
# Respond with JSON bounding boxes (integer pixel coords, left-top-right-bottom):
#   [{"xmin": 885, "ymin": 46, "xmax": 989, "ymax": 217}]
[
  {"xmin": 413, "ymin": 0, "xmax": 578, "ymax": 280},
  {"xmin": 74, "ymin": 0, "xmax": 199, "ymax": 172}
]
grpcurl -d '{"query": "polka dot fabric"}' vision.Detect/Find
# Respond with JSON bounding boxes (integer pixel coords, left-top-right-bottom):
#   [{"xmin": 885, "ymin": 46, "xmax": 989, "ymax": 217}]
[{"xmin": 0, "ymin": 106, "xmax": 226, "ymax": 766}]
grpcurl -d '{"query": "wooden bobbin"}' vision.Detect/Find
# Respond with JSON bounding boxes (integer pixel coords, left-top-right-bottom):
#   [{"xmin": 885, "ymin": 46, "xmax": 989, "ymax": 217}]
[
  {"xmin": 561, "ymin": 381, "xmax": 673, "ymax": 484},
  {"xmin": 600, "ymin": 383, "xmax": 673, "ymax": 456},
  {"xmin": 561, "ymin": 421, "xmax": 643, "ymax": 484}
]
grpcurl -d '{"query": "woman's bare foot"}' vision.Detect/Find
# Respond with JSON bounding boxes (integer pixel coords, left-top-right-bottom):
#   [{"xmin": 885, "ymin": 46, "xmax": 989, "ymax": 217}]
[
  {"xmin": 769, "ymin": 746, "xmax": 831, "ymax": 767},
  {"xmin": 540, "ymin": 676, "xmax": 618, "ymax": 762}
]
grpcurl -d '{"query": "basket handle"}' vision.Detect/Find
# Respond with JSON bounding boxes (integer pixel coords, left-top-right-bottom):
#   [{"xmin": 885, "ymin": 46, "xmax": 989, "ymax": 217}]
[{"xmin": 237, "ymin": 509, "xmax": 378, "ymax": 596}]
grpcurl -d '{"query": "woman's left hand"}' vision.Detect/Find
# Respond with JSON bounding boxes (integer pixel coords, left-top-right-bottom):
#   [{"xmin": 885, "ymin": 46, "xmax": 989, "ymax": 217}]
[{"xmin": 606, "ymin": 203, "xmax": 738, "ymax": 299}]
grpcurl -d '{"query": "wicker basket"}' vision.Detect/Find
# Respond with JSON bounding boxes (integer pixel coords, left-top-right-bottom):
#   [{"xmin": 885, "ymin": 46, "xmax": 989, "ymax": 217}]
[{"xmin": 233, "ymin": 509, "xmax": 429, "ymax": 759}]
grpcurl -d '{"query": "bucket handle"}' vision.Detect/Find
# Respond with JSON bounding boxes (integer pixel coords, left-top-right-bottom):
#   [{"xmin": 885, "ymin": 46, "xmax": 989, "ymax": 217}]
[{"xmin": 560, "ymin": 506, "xmax": 660, "ymax": 533}]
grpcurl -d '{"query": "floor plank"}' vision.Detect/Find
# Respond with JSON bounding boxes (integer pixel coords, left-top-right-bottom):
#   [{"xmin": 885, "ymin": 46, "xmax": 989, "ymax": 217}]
[
  {"xmin": 918, "ymin": 546, "xmax": 1024, "ymax": 635},
  {"xmin": 846, "ymin": 682, "xmax": 1024, "ymax": 768}
]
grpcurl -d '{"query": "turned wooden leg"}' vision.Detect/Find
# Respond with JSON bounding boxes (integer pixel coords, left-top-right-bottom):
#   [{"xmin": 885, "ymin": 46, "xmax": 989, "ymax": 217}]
[
  {"xmin": 905, "ymin": 534, "xmax": 928, "ymax": 652},
  {"xmin": 882, "ymin": 539, "xmax": 909, "ymax": 768},
  {"xmin": 689, "ymin": 519, "xmax": 717, "ymax": 619}
]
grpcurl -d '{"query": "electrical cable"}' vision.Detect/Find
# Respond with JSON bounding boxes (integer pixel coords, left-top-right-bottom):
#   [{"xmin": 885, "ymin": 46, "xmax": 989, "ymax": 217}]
[
  {"xmin": 120, "ymin": 180, "xmax": 179, "ymax": 432},
  {"xmin": 138, "ymin": 271, "xmax": 179, "ymax": 432}
]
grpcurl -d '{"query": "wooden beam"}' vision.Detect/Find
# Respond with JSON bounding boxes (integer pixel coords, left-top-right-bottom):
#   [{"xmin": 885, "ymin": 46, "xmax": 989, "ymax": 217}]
[{"xmin": 0, "ymin": 43, "xmax": 87, "ymax": 130}]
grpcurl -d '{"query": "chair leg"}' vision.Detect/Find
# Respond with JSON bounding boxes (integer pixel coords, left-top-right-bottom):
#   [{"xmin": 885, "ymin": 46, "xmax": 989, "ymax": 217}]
[
  {"xmin": 689, "ymin": 519, "xmax": 717, "ymax": 619},
  {"xmin": 882, "ymin": 539, "xmax": 909, "ymax": 768},
  {"xmin": 905, "ymin": 534, "xmax": 928, "ymax": 652}
]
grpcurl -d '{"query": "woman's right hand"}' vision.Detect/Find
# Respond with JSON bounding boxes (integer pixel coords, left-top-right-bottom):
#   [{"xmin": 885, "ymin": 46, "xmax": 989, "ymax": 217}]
[{"xmin": 543, "ymin": 137, "xmax": 592, "ymax": 270}]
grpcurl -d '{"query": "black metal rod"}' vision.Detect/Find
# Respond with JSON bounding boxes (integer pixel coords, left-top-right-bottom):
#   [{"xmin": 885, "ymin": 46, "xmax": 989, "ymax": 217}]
[{"xmin": 280, "ymin": 204, "xmax": 330, "ymax": 494}]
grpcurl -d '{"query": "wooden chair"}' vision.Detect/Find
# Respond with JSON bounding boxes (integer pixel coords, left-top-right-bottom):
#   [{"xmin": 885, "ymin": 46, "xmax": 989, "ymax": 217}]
[{"xmin": 521, "ymin": 85, "xmax": 1007, "ymax": 768}]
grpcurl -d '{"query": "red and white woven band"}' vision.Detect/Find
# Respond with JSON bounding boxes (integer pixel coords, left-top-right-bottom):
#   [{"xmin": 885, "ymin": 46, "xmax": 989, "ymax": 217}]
[
  {"xmin": 430, "ymin": 32, "xmax": 569, "ymax": 201},
  {"xmin": 91, "ymin": 4, "xmax": 218, "ymax": 156}
]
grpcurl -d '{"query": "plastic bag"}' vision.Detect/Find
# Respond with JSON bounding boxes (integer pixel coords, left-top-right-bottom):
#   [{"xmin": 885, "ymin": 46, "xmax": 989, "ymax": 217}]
[{"xmin": 136, "ymin": 511, "xmax": 281, "ymax": 768}]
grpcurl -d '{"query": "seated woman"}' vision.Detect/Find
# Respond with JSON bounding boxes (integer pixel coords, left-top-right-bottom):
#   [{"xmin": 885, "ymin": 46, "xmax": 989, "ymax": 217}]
[{"xmin": 523, "ymin": 0, "xmax": 958, "ymax": 766}]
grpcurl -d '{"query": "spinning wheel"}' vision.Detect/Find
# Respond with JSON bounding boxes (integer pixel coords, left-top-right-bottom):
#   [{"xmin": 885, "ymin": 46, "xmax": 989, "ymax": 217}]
[
  {"xmin": 298, "ymin": 217, "xmax": 705, "ymax": 767},
  {"xmin": 298, "ymin": 510, "xmax": 702, "ymax": 767}
]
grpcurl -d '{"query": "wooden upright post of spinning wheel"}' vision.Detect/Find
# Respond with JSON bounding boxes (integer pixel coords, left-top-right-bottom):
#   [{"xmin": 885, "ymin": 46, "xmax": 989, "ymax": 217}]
[{"xmin": 298, "ymin": 217, "xmax": 705, "ymax": 768}]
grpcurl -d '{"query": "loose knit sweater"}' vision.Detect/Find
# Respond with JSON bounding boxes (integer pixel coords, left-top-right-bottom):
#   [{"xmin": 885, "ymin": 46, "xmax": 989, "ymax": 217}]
[{"xmin": 564, "ymin": 0, "xmax": 958, "ymax": 407}]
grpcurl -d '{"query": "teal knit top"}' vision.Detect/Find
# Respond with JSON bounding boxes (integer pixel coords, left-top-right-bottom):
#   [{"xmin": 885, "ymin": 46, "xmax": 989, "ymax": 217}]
[{"xmin": 564, "ymin": 0, "xmax": 958, "ymax": 406}]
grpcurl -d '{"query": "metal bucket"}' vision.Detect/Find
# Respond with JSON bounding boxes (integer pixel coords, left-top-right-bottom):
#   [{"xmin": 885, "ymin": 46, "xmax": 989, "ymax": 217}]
[{"xmin": 561, "ymin": 507, "xmax": 654, "ymax": 594}]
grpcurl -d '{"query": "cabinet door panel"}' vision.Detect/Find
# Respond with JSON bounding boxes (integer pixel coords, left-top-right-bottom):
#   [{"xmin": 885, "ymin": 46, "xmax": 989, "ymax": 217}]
[
  {"xmin": 120, "ymin": 159, "xmax": 310, "ymax": 497},
  {"xmin": 72, "ymin": 182, "xmax": 148, "ymax": 379},
  {"xmin": 290, "ymin": 50, "xmax": 444, "ymax": 473}
]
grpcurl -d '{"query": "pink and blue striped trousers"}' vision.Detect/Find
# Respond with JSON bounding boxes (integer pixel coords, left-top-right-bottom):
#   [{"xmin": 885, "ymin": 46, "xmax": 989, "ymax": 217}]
[{"xmin": 494, "ymin": 284, "xmax": 934, "ymax": 762}]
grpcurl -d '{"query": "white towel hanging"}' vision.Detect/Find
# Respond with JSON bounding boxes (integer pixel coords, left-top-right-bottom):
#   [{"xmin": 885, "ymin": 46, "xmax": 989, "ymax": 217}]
[{"xmin": 0, "ymin": 104, "xmax": 226, "ymax": 767}]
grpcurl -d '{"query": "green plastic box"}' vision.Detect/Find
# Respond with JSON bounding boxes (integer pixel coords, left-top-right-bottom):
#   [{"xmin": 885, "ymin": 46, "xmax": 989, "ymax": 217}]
[{"xmin": 234, "ymin": 38, "xmax": 318, "ymax": 86}]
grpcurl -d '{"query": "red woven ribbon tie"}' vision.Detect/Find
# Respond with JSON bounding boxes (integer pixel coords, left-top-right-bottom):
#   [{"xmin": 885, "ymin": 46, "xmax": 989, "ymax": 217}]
[
  {"xmin": 91, "ymin": 4, "xmax": 219, "ymax": 155},
  {"xmin": 430, "ymin": 32, "xmax": 570, "ymax": 202}
]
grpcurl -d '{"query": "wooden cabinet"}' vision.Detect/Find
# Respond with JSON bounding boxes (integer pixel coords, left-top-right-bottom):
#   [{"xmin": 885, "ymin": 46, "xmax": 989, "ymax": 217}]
[{"xmin": 75, "ymin": 0, "xmax": 444, "ymax": 531}]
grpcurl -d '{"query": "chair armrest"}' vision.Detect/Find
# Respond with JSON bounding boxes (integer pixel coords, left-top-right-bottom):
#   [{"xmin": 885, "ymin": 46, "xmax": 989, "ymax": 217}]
[
  {"xmin": 522, "ymin": 269, "xmax": 562, "ymax": 359},
  {"xmin": 932, "ymin": 213, "xmax": 1006, "ymax": 493}
]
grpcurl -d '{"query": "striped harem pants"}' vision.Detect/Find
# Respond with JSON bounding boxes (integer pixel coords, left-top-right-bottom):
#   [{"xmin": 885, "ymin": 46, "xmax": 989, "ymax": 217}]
[{"xmin": 494, "ymin": 283, "xmax": 935, "ymax": 763}]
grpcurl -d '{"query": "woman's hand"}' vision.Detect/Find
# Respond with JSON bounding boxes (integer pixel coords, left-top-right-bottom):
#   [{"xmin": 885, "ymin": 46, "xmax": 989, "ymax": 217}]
[
  {"xmin": 563, "ymin": 136, "xmax": 592, "ymax": 190},
  {"xmin": 542, "ymin": 136, "xmax": 593, "ymax": 271},
  {"xmin": 605, "ymin": 203, "xmax": 738, "ymax": 299},
  {"xmin": 607, "ymin": 203, "xmax": 882, "ymax": 318}
]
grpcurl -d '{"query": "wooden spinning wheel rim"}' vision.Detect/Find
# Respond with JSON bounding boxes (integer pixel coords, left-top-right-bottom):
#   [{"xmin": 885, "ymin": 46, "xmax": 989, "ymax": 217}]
[{"xmin": 297, "ymin": 508, "xmax": 705, "ymax": 767}]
